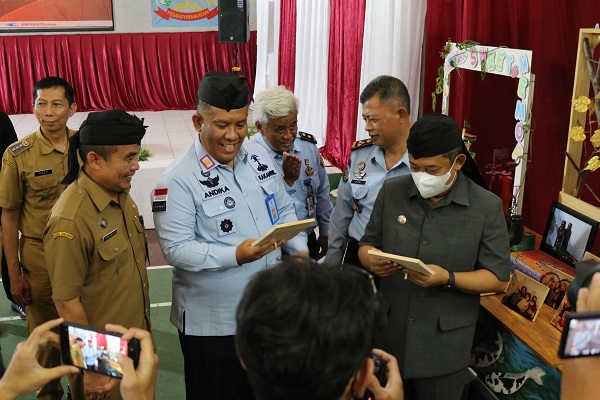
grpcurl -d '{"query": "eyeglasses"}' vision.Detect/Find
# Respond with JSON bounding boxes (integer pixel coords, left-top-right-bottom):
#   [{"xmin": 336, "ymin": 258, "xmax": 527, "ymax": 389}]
[{"xmin": 341, "ymin": 264, "xmax": 378, "ymax": 295}]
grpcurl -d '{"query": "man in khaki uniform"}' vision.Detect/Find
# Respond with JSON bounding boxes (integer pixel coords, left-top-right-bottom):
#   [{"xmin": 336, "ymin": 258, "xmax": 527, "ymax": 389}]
[
  {"xmin": 70, "ymin": 338, "xmax": 85, "ymax": 369},
  {"xmin": 0, "ymin": 76, "xmax": 77, "ymax": 400},
  {"xmin": 44, "ymin": 109, "xmax": 151, "ymax": 400}
]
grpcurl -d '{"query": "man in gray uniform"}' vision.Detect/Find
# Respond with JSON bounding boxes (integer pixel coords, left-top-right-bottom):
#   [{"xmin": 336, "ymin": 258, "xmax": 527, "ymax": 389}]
[
  {"xmin": 358, "ymin": 114, "xmax": 510, "ymax": 400},
  {"xmin": 326, "ymin": 75, "xmax": 412, "ymax": 270},
  {"xmin": 251, "ymin": 86, "xmax": 333, "ymax": 259}
]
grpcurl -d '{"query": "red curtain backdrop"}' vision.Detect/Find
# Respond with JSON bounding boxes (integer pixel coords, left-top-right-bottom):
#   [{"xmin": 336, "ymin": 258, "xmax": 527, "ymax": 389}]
[
  {"xmin": 0, "ymin": 31, "xmax": 257, "ymax": 114},
  {"xmin": 322, "ymin": 0, "xmax": 366, "ymax": 170},
  {"xmin": 278, "ymin": 0, "xmax": 296, "ymax": 91},
  {"xmin": 423, "ymin": 0, "xmax": 600, "ymax": 237}
]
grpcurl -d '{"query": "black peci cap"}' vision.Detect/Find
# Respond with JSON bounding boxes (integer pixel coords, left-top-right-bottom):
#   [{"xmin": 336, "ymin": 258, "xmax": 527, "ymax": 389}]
[
  {"xmin": 62, "ymin": 109, "xmax": 147, "ymax": 185},
  {"xmin": 407, "ymin": 114, "xmax": 487, "ymax": 189},
  {"xmin": 196, "ymin": 71, "xmax": 249, "ymax": 112}
]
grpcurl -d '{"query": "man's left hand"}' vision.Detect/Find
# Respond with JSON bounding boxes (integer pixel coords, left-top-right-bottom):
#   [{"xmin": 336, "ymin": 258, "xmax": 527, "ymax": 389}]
[
  {"xmin": 402, "ymin": 264, "xmax": 447, "ymax": 287},
  {"xmin": 282, "ymin": 152, "xmax": 301, "ymax": 187}
]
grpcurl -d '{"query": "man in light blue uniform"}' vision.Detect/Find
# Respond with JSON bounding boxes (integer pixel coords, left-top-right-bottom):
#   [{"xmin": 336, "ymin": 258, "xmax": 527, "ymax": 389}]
[
  {"xmin": 326, "ymin": 76, "xmax": 412, "ymax": 272},
  {"xmin": 250, "ymin": 86, "xmax": 333, "ymax": 259},
  {"xmin": 152, "ymin": 72, "xmax": 308, "ymax": 400}
]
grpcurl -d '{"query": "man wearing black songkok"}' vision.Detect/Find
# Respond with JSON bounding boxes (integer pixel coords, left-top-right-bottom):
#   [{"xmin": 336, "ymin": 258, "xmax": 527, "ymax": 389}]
[
  {"xmin": 358, "ymin": 114, "xmax": 510, "ymax": 400},
  {"xmin": 152, "ymin": 72, "xmax": 308, "ymax": 400},
  {"xmin": 43, "ymin": 109, "xmax": 151, "ymax": 400}
]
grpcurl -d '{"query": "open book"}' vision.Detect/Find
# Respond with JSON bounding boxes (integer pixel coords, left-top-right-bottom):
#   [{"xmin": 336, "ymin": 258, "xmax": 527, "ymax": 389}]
[
  {"xmin": 251, "ymin": 218, "xmax": 315, "ymax": 247},
  {"xmin": 368, "ymin": 249, "xmax": 435, "ymax": 275}
]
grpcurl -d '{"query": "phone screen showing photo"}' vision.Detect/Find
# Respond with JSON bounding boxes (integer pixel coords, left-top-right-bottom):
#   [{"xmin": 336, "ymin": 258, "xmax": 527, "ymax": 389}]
[
  {"xmin": 559, "ymin": 312, "xmax": 600, "ymax": 358},
  {"xmin": 63, "ymin": 324, "xmax": 129, "ymax": 378}
]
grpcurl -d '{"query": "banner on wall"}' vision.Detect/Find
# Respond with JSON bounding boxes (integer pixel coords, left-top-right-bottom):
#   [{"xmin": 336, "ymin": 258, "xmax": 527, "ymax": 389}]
[
  {"xmin": 0, "ymin": 0, "xmax": 113, "ymax": 32},
  {"xmin": 152, "ymin": 0, "xmax": 218, "ymax": 28}
]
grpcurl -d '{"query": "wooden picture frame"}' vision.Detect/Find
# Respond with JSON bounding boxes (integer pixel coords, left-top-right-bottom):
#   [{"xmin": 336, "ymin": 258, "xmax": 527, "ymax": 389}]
[
  {"xmin": 540, "ymin": 201, "xmax": 599, "ymax": 267},
  {"xmin": 442, "ymin": 42, "xmax": 535, "ymax": 213}
]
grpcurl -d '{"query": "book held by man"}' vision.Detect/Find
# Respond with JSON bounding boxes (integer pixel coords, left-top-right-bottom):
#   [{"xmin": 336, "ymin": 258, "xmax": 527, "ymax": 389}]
[
  {"xmin": 251, "ymin": 218, "xmax": 315, "ymax": 247},
  {"xmin": 368, "ymin": 249, "xmax": 435, "ymax": 275}
]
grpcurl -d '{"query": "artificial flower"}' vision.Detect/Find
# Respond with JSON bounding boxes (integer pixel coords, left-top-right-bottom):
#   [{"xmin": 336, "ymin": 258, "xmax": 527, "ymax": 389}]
[
  {"xmin": 569, "ymin": 126, "xmax": 586, "ymax": 142},
  {"xmin": 584, "ymin": 155, "xmax": 600, "ymax": 172},
  {"xmin": 591, "ymin": 129, "xmax": 600, "ymax": 148},
  {"xmin": 573, "ymin": 96, "xmax": 591, "ymax": 113}
]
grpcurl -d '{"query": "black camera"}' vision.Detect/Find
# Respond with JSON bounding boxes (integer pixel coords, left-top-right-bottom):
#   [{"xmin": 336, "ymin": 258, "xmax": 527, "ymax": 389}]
[
  {"xmin": 359, "ymin": 354, "xmax": 387, "ymax": 400},
  {"xmin": 567, "ymin": 260, "xmax": 600, "ymax": 311}
]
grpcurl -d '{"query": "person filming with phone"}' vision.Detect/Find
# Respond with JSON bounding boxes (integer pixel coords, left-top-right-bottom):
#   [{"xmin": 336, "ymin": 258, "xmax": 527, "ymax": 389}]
[{"xmin": 0, "ymin": 318, "xmax": 158, "ymax": 400}]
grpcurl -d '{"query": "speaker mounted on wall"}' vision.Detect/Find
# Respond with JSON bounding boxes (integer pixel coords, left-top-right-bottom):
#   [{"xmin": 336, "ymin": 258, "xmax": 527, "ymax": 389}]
[{"xmin": 218, "ymin": 0, "xmax": 250, "ymax": 43}]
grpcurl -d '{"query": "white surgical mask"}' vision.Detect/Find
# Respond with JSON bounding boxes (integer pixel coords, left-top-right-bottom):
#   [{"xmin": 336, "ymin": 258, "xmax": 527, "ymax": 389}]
[{"xmin": 411, "ymin": 159, "xmax": 457, "ymax": 199}]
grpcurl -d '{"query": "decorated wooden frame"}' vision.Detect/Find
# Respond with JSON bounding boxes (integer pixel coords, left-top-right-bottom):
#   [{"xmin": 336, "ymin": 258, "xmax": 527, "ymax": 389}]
[
  {"xmin": 560, "ymin": 29, "xmax": 600, "ymax": 227},
  {"xmin": 441, "ymin": 43, "xmax": 535, "ymax": 213}
]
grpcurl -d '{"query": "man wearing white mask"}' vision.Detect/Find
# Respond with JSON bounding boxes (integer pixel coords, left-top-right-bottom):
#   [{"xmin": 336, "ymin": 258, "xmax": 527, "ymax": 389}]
[{"xmin": 358, "ymin": 113, "xmax": 510, "ymax": 400}]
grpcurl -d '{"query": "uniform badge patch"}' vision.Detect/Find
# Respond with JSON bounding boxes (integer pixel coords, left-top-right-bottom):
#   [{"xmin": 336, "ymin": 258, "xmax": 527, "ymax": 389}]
[
  {"xmin": 224, "ymin": 196, "xmax": 236, "ymax": 209},
  {"xmin": 8, "ymin": 140, "xmax": 32, "ymax": 156},
  {"xmin": 319, "ymin": 153, "xmax": 325, "ymax": 167},
  {"xmin": 152, "ymin": 188, "xmax": 168, "ymax": 212},
  {"xmin": 220, "ymin": 219, "xmax": 234, "ymax": 233},
  {"xmin": 200, "ymin": 154, "xmax": 215, "ymax": 170},
  {"xmin": 250, "ymin": 155, "xmax": 269, "ymax": 172},
  {"xmin": 357, "ymin": 161, "xmax": 365, "ymax": 171},
  {"xmin": 199, "ymin": 171, "xmax": 220, "ymax": 188},
  {"xmin": 52, "ymin": 231, "xmax": 74, "ymax": 239},
  {"xmin": 2, "ymin": 159, "xmax": 16, "ymax": 170},
  {"xmin": 343, "ymin": 167, "xmax": 349, "ymax": 182},
  {"xmin": 305, "ymin": 166, "xmax": 314, "ymax": 176},
  {"xmin": 99, "ymin": 218, "xmax": 108, "ymax": 229}
]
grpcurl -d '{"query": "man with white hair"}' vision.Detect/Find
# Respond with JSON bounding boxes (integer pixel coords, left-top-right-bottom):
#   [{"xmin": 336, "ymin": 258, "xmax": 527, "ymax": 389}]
[{"xmin": 251, "ymin": 86, "xmax": 333, "ymax": 259}]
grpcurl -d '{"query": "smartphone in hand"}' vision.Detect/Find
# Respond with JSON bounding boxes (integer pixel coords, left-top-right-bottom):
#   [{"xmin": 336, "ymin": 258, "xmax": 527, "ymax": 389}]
[
  {"xmin": 558, "ymin": 312, "xmax": 600, "ymax": 358},
  {"xmin": 60, "ymin": 321, "xmax": 140, "ymax": 379}
]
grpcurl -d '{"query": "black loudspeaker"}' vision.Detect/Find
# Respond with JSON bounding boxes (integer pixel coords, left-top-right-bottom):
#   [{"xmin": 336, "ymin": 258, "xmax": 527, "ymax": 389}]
[{"xmin": 218, "ymin": 0, "xmax": 250, "ymax": 43}]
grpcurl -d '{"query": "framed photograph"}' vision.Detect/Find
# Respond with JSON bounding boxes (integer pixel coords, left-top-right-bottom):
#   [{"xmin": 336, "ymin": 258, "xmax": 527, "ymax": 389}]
[
  {"xmin": 539, "ymin": 265, "xmax": 573, "ymax": 310},
  {"xmin": 501, "ymin": 270, "xmax": 550, "ymax": 322},
  {"xmin": 0, "ymin": 0, "xmax": 114, "ymax": 32},
  {"xmin": 540, "ymin": 200, "xmax": 599, "ymax": 267},
  {"xmin": 551, "ymin": 297, "xmax": 572, "ymax": 332}
]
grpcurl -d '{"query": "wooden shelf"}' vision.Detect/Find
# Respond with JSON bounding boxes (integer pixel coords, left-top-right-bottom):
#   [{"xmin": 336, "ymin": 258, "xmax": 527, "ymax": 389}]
[{"xmin": 481, "ymin": 294, "xmax": 563, "ymax": 373}]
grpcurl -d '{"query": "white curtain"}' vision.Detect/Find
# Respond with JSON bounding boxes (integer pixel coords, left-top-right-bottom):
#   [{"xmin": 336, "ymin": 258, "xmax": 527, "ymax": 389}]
[
  {"xmin": 355, "ymin": 0, "xmax": 427, "ymax": 140},
  {"xmin": 294, "ymin": 0, "xmax": 330, "ymax": 147},
  {"xmin": 252, "ymin": 0, "xmax": 281, "ymax": 101}
]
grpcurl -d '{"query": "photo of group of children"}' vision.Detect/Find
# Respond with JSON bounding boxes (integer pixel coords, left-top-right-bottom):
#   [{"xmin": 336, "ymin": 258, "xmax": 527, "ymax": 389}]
[
  {"xmin": 67, "ymin": 326, "xmax": 128, "ymax": 378},
  {"xmin": 501, "ymin": 271, "xmax": 549, "ymax": 322}
]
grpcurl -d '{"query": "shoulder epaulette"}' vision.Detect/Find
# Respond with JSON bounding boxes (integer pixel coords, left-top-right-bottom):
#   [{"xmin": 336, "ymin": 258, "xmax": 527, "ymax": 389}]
[
  {"xmin": 351, "ymin": 138, "xmax": 373, "ymax": 150},
  {"xmin": 299, "ymin": 131, "xmax": 317, "ymax": 144},
  {"xmin": 56, "ymin": 185, "xmax": 85, "ymax": 221},
  {"xmin": 8, "ymin": 139, "xmax": 33, "ymax": 156}
]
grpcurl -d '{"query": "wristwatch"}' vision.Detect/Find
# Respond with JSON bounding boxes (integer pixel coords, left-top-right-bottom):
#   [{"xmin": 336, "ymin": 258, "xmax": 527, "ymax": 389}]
[{"xmin": 443, "ymin": 271, "xmax": 455, "ymax": 290}]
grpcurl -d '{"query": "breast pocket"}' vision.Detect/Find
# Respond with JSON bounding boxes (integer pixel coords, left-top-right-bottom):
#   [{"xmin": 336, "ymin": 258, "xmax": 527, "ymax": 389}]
[
  {"xmin": 351, "ymin": 185, "xmax": 368, "ymax": 203},
  {"xmin": 98, "ymin": 233, "xmax": 130, "ymax": 283},
  {"xmin": 201, "ymin": 197, "xmax": 238, "ymax": 236},
  {"xmin": 27, "ymin": 175, "xmax": 60, "ymax": 209}
]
